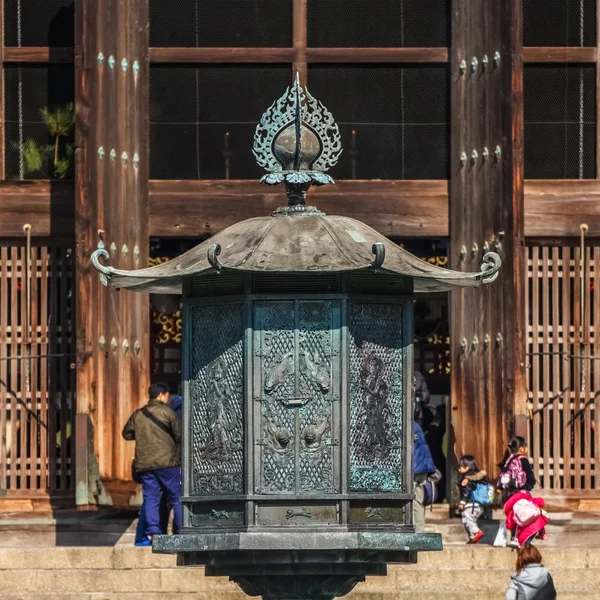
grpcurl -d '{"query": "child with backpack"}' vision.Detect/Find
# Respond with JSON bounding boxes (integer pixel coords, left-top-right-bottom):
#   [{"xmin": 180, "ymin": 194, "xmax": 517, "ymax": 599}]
[
  {"xmin": 498, "ymin": 436, "xmax": 537, "ymax": 502},
  {"xmin": 495, "ymin": 436, "xmax": 539, "ymax": 548},
  {"xmin": 458, "ymin": 455, "xmax": 495, "ymax": 544},
  {"xmin": 504, "ymin": 491, "xmax": 549, "ymax": 548}
]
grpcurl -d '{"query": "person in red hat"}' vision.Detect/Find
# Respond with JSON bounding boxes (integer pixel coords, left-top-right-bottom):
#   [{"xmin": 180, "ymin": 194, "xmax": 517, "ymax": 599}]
[{"xmin": 504, "ymin": 490, "xmax": 549, "ymax": 548}]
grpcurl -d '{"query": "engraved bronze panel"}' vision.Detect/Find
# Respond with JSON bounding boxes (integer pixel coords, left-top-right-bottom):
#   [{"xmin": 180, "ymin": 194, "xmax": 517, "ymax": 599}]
[
  {"xmin": 348, "ymin": 502, "xmax": 409, "ymax": 526},
  {"xmin": 254, "ymin": 300, "xmax": 341, "ymax": 495},
  {"xmin": 189, "ymin": 304, "xmax": 244, "ymax": 495},
  {"xmin": 189, "ymin": 503, "xmax": 245, "ymax": 528},
  {"xmin": 256, "ymin": 503, "xmax": 338, "ymax": 526},
  {"xmin": 348, "ymin": 302, "xmax": 405, "ymax": 492}
]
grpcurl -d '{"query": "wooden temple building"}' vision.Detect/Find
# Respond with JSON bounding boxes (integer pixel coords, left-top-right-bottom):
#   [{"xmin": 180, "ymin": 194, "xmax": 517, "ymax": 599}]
[{"xmin": 0, "ymin": 0, "xmax": 598, "ymax": 511}]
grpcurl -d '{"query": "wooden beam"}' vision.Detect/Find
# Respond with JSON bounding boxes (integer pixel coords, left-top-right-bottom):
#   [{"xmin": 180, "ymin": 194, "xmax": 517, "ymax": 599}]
[
  {"xmin": 148, "ymin": 47, "xmax": 449, "ymax": 64},
  {"xmin": 148, "ymin": 179, "xmax": 449, "ymax": 238},
  {"xmin": 292, "ymin": 0, "xmax": 307, "ymax": 84},
  {"xmin": 305, "ymin": 47, "xmax": 449, "ymax": 63},
  {"xmin": 149, "ymin": 48, "xmax": 295, "ymax": 63},
  {"xmin": 3, "ymin": 47, "xmax": 74, "ymax": 63},
  {"xmin": 523, "ymin": 47, "xmax": 596, "ymax": 63},
  {"xmin": 524, "ymin": 180, "xmax": 600, "ymax": 237},
  {"xmin": 0, "ymin": 181, "xmax": 74, "ymax": 237},
  {"xmin": 3, "ymin": 178, "xmax": 600, "ymax": 239}
]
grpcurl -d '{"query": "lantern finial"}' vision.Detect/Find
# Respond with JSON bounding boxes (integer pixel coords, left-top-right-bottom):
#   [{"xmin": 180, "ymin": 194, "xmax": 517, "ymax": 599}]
[{"xmin": 253, "ymin": 72, "xmax": 342, "ymax": 210}]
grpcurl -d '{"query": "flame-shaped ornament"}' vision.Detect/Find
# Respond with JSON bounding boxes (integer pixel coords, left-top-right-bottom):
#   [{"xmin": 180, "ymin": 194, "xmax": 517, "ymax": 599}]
[{"xmin": 253, "ymin": 73, "xmax": 342, "ymax": 207}]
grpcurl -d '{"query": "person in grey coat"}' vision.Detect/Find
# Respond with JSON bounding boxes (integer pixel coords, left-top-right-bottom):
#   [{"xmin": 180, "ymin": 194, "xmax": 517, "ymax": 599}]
[{"xmin": 506, "ymin": 544, "xmax": 556, "ymax": 600}]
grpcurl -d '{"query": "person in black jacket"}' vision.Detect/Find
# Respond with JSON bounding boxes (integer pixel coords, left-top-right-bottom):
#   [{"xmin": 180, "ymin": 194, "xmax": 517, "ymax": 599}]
[{"xmin": 458, "ymin": 455, "xmax": 489, "ymax": 544}]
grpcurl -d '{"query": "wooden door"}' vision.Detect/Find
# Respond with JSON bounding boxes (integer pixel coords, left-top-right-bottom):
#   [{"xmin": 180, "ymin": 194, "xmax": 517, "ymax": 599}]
[{"xmin": 0, "ymin": 242, "xmax": 75, "ymax": 503}]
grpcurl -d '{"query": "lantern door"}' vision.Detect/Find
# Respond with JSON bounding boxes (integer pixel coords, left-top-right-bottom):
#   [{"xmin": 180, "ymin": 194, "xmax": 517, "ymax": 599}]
[{"xmin": 253, "ymin": 300, "xmax": 341, "ymax": 495}]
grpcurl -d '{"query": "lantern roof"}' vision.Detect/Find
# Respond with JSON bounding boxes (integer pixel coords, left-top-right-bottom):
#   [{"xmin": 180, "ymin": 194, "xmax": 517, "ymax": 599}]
[{"xmin": 91, "ymin": 74, "xmax": 501, "ymax": 293}]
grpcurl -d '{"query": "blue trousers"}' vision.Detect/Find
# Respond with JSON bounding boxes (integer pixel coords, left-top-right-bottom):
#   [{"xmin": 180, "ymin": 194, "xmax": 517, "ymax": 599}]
[
  {"xmin": 139, "ymin": 466, "xmax": 182, "ymax": 537},
  {"xmin": 135, "ymin": 496, "xmax": 170, "ymax": 545}
]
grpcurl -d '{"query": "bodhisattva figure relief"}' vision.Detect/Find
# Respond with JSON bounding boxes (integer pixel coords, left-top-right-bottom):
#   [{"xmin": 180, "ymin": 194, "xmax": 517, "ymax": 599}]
[
  {"xmin": 359, "ymin": 353, "xmax": 393, "ymax": 460},
  {"xmin": 201, "ymin": 359, "xmax": 240, "ymax": 462}
]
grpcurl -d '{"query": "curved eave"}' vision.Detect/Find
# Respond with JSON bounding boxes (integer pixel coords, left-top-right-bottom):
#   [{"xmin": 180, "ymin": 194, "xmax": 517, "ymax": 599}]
[{"xmin": 91, "ymin": 247, "xmax": 501, "ymax": 295}]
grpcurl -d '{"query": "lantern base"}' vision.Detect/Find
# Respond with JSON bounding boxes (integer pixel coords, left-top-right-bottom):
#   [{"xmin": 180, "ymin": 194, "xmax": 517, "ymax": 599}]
[{"xmin": 153, "ymin": 531, "xmax": 442, "ymax": 600}]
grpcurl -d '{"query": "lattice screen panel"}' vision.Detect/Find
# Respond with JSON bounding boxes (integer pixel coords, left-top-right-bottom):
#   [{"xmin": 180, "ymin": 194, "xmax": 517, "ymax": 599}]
[
  {"xmin": 307, "ymin": 65, "xmax": 450, "ymax": 180},
  {"xmin": 4, "ymin": 65, "xmax": 75, "ymax": 180},
  {"xmin": 0, "ymin": 244, "xmax": 75, "ymax": 494},
  {"xmin": 524, "ymin": 64, "xmax": 596, "ymax": 179},
  {"xmin": 149, "ymin": 0, "xmax": 292, "ymax": 47},
  {"xmin": 307, "ymin": 0, "xmax": 449, "ymax": 47},
  {"xmin": 4, "ymin": 0, "xmax": 74, "ymax": 46},
  {"xmin": 523, "ymin": 0, "xmax": 596, "ymax": 47},
  {"xmin": 150, "ymin": 65, "xmax": 291, "ymax": 179},
  {"xmin": 526, "ymin": 246, "xmax": 599, "ymax": 491}
]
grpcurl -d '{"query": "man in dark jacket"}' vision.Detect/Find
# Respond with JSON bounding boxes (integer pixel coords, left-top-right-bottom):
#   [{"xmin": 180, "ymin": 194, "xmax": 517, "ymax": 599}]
[
  {"xmin": 123, "ymin": 382, "xmax": 182, "ymax": 542},
  {"xmin": 413, "ymin": 421, "xmax": 436, "ymax": 533},
  {"xmin": 134, "ymin": 392, "xmax": 184, "ymax": 545}
]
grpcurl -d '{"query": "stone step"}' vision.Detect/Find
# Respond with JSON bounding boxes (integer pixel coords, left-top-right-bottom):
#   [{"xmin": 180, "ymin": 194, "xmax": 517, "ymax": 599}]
[{"xmin": 0, "ymin": 547, "xmax": 598, "ymax": 598}]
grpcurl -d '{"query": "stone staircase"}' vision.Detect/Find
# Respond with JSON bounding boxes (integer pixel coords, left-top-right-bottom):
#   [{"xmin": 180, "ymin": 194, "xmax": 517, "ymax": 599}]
[
  {"xmin": 0, "ymin": 546, "xmax": 598, "ymax": 600},
  {"xmin": 0, "ymin": 508, "xmax": 599, "ymax": 599}
]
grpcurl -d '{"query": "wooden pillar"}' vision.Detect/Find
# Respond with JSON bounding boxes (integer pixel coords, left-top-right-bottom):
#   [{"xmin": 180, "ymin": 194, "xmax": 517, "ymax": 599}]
[
  {"xmin": 75, "ymin": 0, "xmax": 149, "ymax": 507},
  {"xmin": 450, "ymin": 0, "xmax": 526, "ymax": 476}
]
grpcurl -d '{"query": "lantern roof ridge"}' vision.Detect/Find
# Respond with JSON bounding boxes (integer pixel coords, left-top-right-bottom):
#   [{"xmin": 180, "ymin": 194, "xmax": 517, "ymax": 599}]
[{"xmin": 91, "ymin": 213, "xmax": 501, "ymax": 293}]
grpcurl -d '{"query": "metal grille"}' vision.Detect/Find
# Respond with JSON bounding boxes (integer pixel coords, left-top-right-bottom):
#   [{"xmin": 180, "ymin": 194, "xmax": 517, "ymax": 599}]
[
  {"xmin": 297, "ymin": 301, "xmax": 337, "ymax": 493},
  {"xmin": 0, "ymin": 244, "xmax": 75, "ymax": 494},
  {"xmin": 150, "ymin": 65, "xmax": 291, "ymax": 179},
  {"xmin": 4, "ymin": 64, "xmax": 75, "ymax": 180},
  {"xmin": 4, "ymin": 0, "xmax": 74, "ymax": 46},
  {"xmin": 348, "ymin": 302, "xmax": 404, "ymax": 492},
  {"xmin": 307, "ymin": 0, "xmax": 449, "ymax": 48},
  {"xmin": 523, "ymin": 0, "xmax": 596, "ymax": 47},
  {"xmin": 189, "ymin": 303, "xmax": 244, "ymax": 496},
  {"xmin": 526, "ymin": 246, "xmax": 598, "ymax": 491},
  {"xmin": 149, "ymin": 0, "xmax": 292, "ymax": 47},
  {"xmin": 524, "ymin": 64, "xmax": 596, "ymax": 179},
  {"xmin": 308, "ymin": 66, "xmax": 450, "ymax": 180},
  {"xmin": 256, "ymin": 301, "xmax": 297, "ymax": 494}
]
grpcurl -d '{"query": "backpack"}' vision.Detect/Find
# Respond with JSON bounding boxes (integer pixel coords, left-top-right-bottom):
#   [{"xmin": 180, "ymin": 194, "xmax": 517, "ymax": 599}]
[
  {"xmin": 423, "ymin": 469, "xmax": 442, "ymax": 507},
  {"xmin": 472, "ymin": 482, "xmax": 495, "ymax": 505},
  {"xmin": 499, "ymin": 455, "xmax": 528, "ymax": 490},
  {"xmin": 512, "ymin": 498, "xmax": 541, "ymax": 527}
]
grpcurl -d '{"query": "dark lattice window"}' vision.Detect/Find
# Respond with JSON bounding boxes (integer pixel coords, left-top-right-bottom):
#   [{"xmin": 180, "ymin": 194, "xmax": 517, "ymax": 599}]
[
  {"xmin": 4, "ymin": 0, "xmax": 74, "ymax": 46},
  {"xmin": 150, "ymin": 65, "xmax": 290, "ymax": 179},
  {"xmin": 524, "ymin": 64, "xmax": 596, "ymax": 179},
  {"xmin": 307, "ymin": 0, "xmax": 450, "ymax": 47},
  {"xmin": 4, "ymin": 65, "xmax": 75, "ymax": 179},
  {"xmin": 307, "ymin": 65, "xmax": 449, "ymax": 179},
  {"xmin": 150, "ymin": 0, "xmax": 292, "ymax": 47},
  {"xmin": 523, "ymin": 0, "xmax": 596, "ymax": 47}
]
